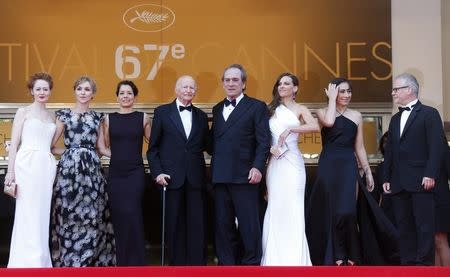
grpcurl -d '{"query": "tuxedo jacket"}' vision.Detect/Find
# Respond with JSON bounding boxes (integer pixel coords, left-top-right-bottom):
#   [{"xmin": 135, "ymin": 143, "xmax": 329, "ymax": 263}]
[
  {"xmin": 383, "ymin": 101, "xmax": 445, "ymax": 194},
  {"xmin": 210, "ymin": 94, "xmax": 270, "ymax": 184},
  {"xmin": 147, "ymin": 101, "xmax": 209, "ymax": 189}
]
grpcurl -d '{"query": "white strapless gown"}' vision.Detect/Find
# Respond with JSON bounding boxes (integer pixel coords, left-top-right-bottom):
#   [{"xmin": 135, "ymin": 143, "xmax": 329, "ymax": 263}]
[
  {"xmin": 261, "ymin": 105, "xmax": 312, "ymax": 266},
  {"xmin": 8, "ymin": 118, "xmax": 57, "ymax": 268}
]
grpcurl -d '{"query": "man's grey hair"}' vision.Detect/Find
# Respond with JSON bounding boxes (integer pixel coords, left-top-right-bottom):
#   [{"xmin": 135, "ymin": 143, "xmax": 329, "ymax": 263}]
[{"xmin": 395, "ymin": 73, "xmax": 419, "ymax": 97}]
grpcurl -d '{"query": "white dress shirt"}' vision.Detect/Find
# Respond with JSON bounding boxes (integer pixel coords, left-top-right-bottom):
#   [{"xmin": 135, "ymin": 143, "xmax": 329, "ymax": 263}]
[
  {"xmin": 176, "ymin": 99, "xmax": 192, "ymax": 138},
  {"xmin": 222, "ymin": 93, "xmax": 244, "ymax": 121},
  {"xmin": 399, "ymin": 99, "xmax": 418, "ymax": 136}
]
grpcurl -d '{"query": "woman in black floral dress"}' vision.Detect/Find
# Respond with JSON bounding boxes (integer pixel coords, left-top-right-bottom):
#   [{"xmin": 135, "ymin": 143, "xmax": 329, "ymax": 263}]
[{"xmin": 50, "ymin": 76, "xmax": 116, "ymax": 267}]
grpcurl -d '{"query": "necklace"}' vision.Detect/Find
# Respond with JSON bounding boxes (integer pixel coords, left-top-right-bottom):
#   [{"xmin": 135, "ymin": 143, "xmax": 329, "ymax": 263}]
[{"xmin": 336, "ymin": 108, "xmax": 347, "ymax": 116}]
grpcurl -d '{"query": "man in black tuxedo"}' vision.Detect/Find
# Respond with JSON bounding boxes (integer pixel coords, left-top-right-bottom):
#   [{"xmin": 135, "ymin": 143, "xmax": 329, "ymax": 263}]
[
  {"xmin": 210, "ymin": 64, "xmax": 270, "ymax": 265},
  {"xmin": 383, "ymin": 73, "xmax": 445, "ymax": 265},
  {"xmin": 147, "ymin": 75, "xmax": 209, "ymax": 265}
]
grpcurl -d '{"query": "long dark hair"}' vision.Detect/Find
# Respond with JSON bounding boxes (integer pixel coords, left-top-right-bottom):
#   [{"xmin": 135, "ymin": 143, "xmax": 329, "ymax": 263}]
[{"xmin": 268, "ymin": 72, "xmax": 299, "ymax": 116}]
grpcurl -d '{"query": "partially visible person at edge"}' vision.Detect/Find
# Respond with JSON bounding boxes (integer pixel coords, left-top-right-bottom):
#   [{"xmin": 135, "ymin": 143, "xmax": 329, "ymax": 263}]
[
  {"xmin": 374, "ymin": 132, "xmax": 395, "ymax": 225},
  {"xmin": 434, "ymin": 141, "xmax": 450, "ymax": 266}
]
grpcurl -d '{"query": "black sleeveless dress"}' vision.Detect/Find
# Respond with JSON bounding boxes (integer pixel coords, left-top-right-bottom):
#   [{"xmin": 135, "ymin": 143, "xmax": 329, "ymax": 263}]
[
  {"xmin": 306, "ymin": 115, "xmax": 361, "ymax": 265},
  {"xmin": 108, "ymin": 111, "xmax": 146, "ymax": 266},
  {"xmin": 306, "ymin": 115, "xmax": 399, "ymax": 265}
]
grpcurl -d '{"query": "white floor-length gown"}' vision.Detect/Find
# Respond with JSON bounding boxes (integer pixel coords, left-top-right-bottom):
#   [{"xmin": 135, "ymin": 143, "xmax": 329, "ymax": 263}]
[
  {"xmin": 7, "ymin": 118, "xmax": 56, "ymax": 268},
  {"xmin": 261, "ymin": 105, "xmax": 312, "ymax": 266}
]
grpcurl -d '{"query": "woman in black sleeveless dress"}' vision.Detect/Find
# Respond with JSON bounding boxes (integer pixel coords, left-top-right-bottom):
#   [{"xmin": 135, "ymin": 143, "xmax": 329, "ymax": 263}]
[
  {"xmin": 102, "ymin": 80, "xmax": 151, "ymax": 265},
  {"xmin": 306, "ymin": 78, "xmax": 375, "ymax": 266}
]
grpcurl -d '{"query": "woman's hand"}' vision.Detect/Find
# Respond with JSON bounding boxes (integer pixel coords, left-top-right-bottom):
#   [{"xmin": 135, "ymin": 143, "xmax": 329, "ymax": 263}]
[
  {"xmin": 365, "ymin": 172, "xmax": 375, "ymax": 192},
  {"xmin": 4, "ymin": 171, "xmax": 15, "ymax": 186},
  {"xmin": 277, "ymin": 129, "xmax": 291, "ymax": 147},
  {"xmin": 325, "ymin": 83, "xmax": 338, "ymax": 101}
]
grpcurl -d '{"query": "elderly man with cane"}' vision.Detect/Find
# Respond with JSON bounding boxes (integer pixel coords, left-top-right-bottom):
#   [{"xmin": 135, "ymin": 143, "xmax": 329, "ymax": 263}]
[{"xmin": 147, "ymin": 75, "xmax": 209, "ymax": 265}]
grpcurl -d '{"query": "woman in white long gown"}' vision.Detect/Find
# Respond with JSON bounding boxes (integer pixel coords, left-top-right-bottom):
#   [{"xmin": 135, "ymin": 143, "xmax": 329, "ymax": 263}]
[
  {"xmin": 261, "ymin": 72, "xmax": 319, "ymax": 266},
  {"xmin": 4, "ymin": 72, "xmax": 57, "ymax": 268}
]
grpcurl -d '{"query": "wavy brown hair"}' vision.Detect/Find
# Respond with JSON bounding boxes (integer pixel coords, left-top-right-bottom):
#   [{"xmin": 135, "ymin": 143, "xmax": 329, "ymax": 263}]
[
  {"xmin": 268, "ymin": 72, "xmax": 299, "ymax": 116},
  {"xmin": 27, "ymin": 72, "xmax": 53, "ymax": 91}
]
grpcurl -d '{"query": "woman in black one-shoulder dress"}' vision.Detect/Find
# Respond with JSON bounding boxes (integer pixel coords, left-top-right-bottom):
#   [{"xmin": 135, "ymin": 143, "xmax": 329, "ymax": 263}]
[
  {"xmin": 102, "ymin": 80, "xmax": 151, "ymax": 266},
  {"xmin": 306, "ymin": 78, "xmax": 375, "ymax": 266}
]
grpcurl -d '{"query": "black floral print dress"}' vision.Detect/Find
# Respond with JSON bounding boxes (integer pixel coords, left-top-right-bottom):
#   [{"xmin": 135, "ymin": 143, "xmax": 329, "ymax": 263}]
[{"xmin": 51, "ymin": 109, "xmax": 116, "ymax": 267}]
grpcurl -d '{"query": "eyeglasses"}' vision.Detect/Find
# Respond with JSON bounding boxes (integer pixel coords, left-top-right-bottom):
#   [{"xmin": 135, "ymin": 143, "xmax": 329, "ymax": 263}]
[{"xmin": 391, "ymin": 86, "xmax": 409, "ymax": 93}]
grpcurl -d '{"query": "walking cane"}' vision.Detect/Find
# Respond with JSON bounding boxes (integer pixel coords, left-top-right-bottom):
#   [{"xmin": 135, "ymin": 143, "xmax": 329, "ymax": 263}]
[{"xmin": 161, "ymin": 185, "xmax": 167, "ymax": 265}]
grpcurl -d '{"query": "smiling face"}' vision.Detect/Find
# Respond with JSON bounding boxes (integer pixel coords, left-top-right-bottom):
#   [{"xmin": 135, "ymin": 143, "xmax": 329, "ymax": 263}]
[
  {"xmin": 336, "ymin": 82, "xmax": 352, "ymax": 106},
  {"xmin": 277, "ymin": 75, "xmax": 298, "ymax": 99},
  {"xmin": 117, "ymin": 84, "xmax": 135, "ymax": 108},
  {"xmin": 175, "ymin": 76, "xmax": 197, "ymax": 105},
  {"xmin": 75, "ymin": 81, "xmax": 94, "ymax": 104},
  {"xmin": 31, "ymin": 79, "xmax": 51, "ymax": 104},
  {"xmin": 222, "ymin": 67, "xmax": 245, "ymax": 99}
]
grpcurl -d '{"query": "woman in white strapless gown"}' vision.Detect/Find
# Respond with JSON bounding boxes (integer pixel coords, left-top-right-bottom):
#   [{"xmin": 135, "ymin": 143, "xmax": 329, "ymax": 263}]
[
  {"xmin": 4, "ymin": 72, "xmax": 57, "ymax": 268},
  {"xmin": 261, "ymin": 73, "xmax": 319, "ymax": 266}
]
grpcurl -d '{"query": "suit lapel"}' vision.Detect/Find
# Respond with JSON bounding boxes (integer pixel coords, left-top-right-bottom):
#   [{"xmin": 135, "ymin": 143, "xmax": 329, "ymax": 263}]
[
  {"xmin": 400, "ymin": 101, "xmax": 421, "ymax": 140},
  {"xmin": 215, "ymin": 95, "xmax": 253, "ymax": 138},
  {"xmin": 169, "ymin": 101, "xmax": 188, "ymax": 141},
  {"xmin": 392, "ymin": 113, "xmax": 401, "ymax": 142},
  {"xmin": 213, "ymin": 100, "xmax": 226, "ymax": 135},
  {"xmin": 187, "ymin": 106, "xmax": 199, "ymax": 142}
]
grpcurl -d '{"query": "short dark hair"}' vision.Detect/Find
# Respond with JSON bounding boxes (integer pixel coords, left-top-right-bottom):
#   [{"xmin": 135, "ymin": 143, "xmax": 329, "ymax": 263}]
[
  {"xmin": 27, "ymin": 72, "xmax": 53, "ymax": 90},
  {"xmin": 221, "ymin": 63, "xmax": 247, "ymax": 83},
  {"xmin": 330, "ymin": 77, "xmax": 352, "ymax": 90},
  {"xmin": 116, "ymin": 80, "xmax": 139, "ymax": 96}
]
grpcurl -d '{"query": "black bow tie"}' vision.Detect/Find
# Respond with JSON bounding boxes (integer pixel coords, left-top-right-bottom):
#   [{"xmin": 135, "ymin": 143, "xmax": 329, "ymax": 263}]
[
  {"xmin": 179, "ymin": 105, "xmax": 192, "ymax": 112},
  {"xmin": 398, "ymin": 104, "xmax": 416, "ymax": 113},
  {"xmin": 225, "ymin": 99, "xmax": 236, "ymax": 107}
]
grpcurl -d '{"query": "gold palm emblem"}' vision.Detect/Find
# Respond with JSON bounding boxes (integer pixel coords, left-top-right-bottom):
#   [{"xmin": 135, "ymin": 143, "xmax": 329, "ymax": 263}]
[{"xmin": 130, "ymin": 10, "xmax": 169, "ymax": 24}]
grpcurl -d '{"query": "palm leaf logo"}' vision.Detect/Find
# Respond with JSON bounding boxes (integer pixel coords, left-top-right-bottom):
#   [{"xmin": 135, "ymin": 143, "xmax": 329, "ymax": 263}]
[
  {"xmin": 130, "ymin": 10, "xmax": 169, "ymax": 24},
  {"xmin": 123, "ymin": 4, "xmax": 176, "ymax": 32}
]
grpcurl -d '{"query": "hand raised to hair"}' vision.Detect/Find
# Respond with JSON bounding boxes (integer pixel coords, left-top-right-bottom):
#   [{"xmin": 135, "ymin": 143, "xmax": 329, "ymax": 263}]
[{"xmin": 324, "ymin": 83, "xmax": 338, "ymax": 101}]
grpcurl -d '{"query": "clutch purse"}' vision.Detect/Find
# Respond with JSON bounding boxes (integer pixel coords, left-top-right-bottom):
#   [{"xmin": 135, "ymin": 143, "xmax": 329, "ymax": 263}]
[
  {"xmin": 270, "ymin": 144, "xmax": 288, "ymax": 159},
  {"xmin": 4, "ymin": 181, "xmax": 17, "ymax": 198}
]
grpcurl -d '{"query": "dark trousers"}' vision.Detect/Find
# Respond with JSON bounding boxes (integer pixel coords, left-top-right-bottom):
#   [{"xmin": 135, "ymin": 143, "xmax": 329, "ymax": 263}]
[
  {"xmin": 214, "ymin": 183, "xmax": 261, "ymax": 265},
  {"xmin": 391, "ymin": 191, "xmax": 435, "ymax": 265},
  {"xmin": 166, "ymin": 182, "xmax": 206, "ymax": 265}
]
